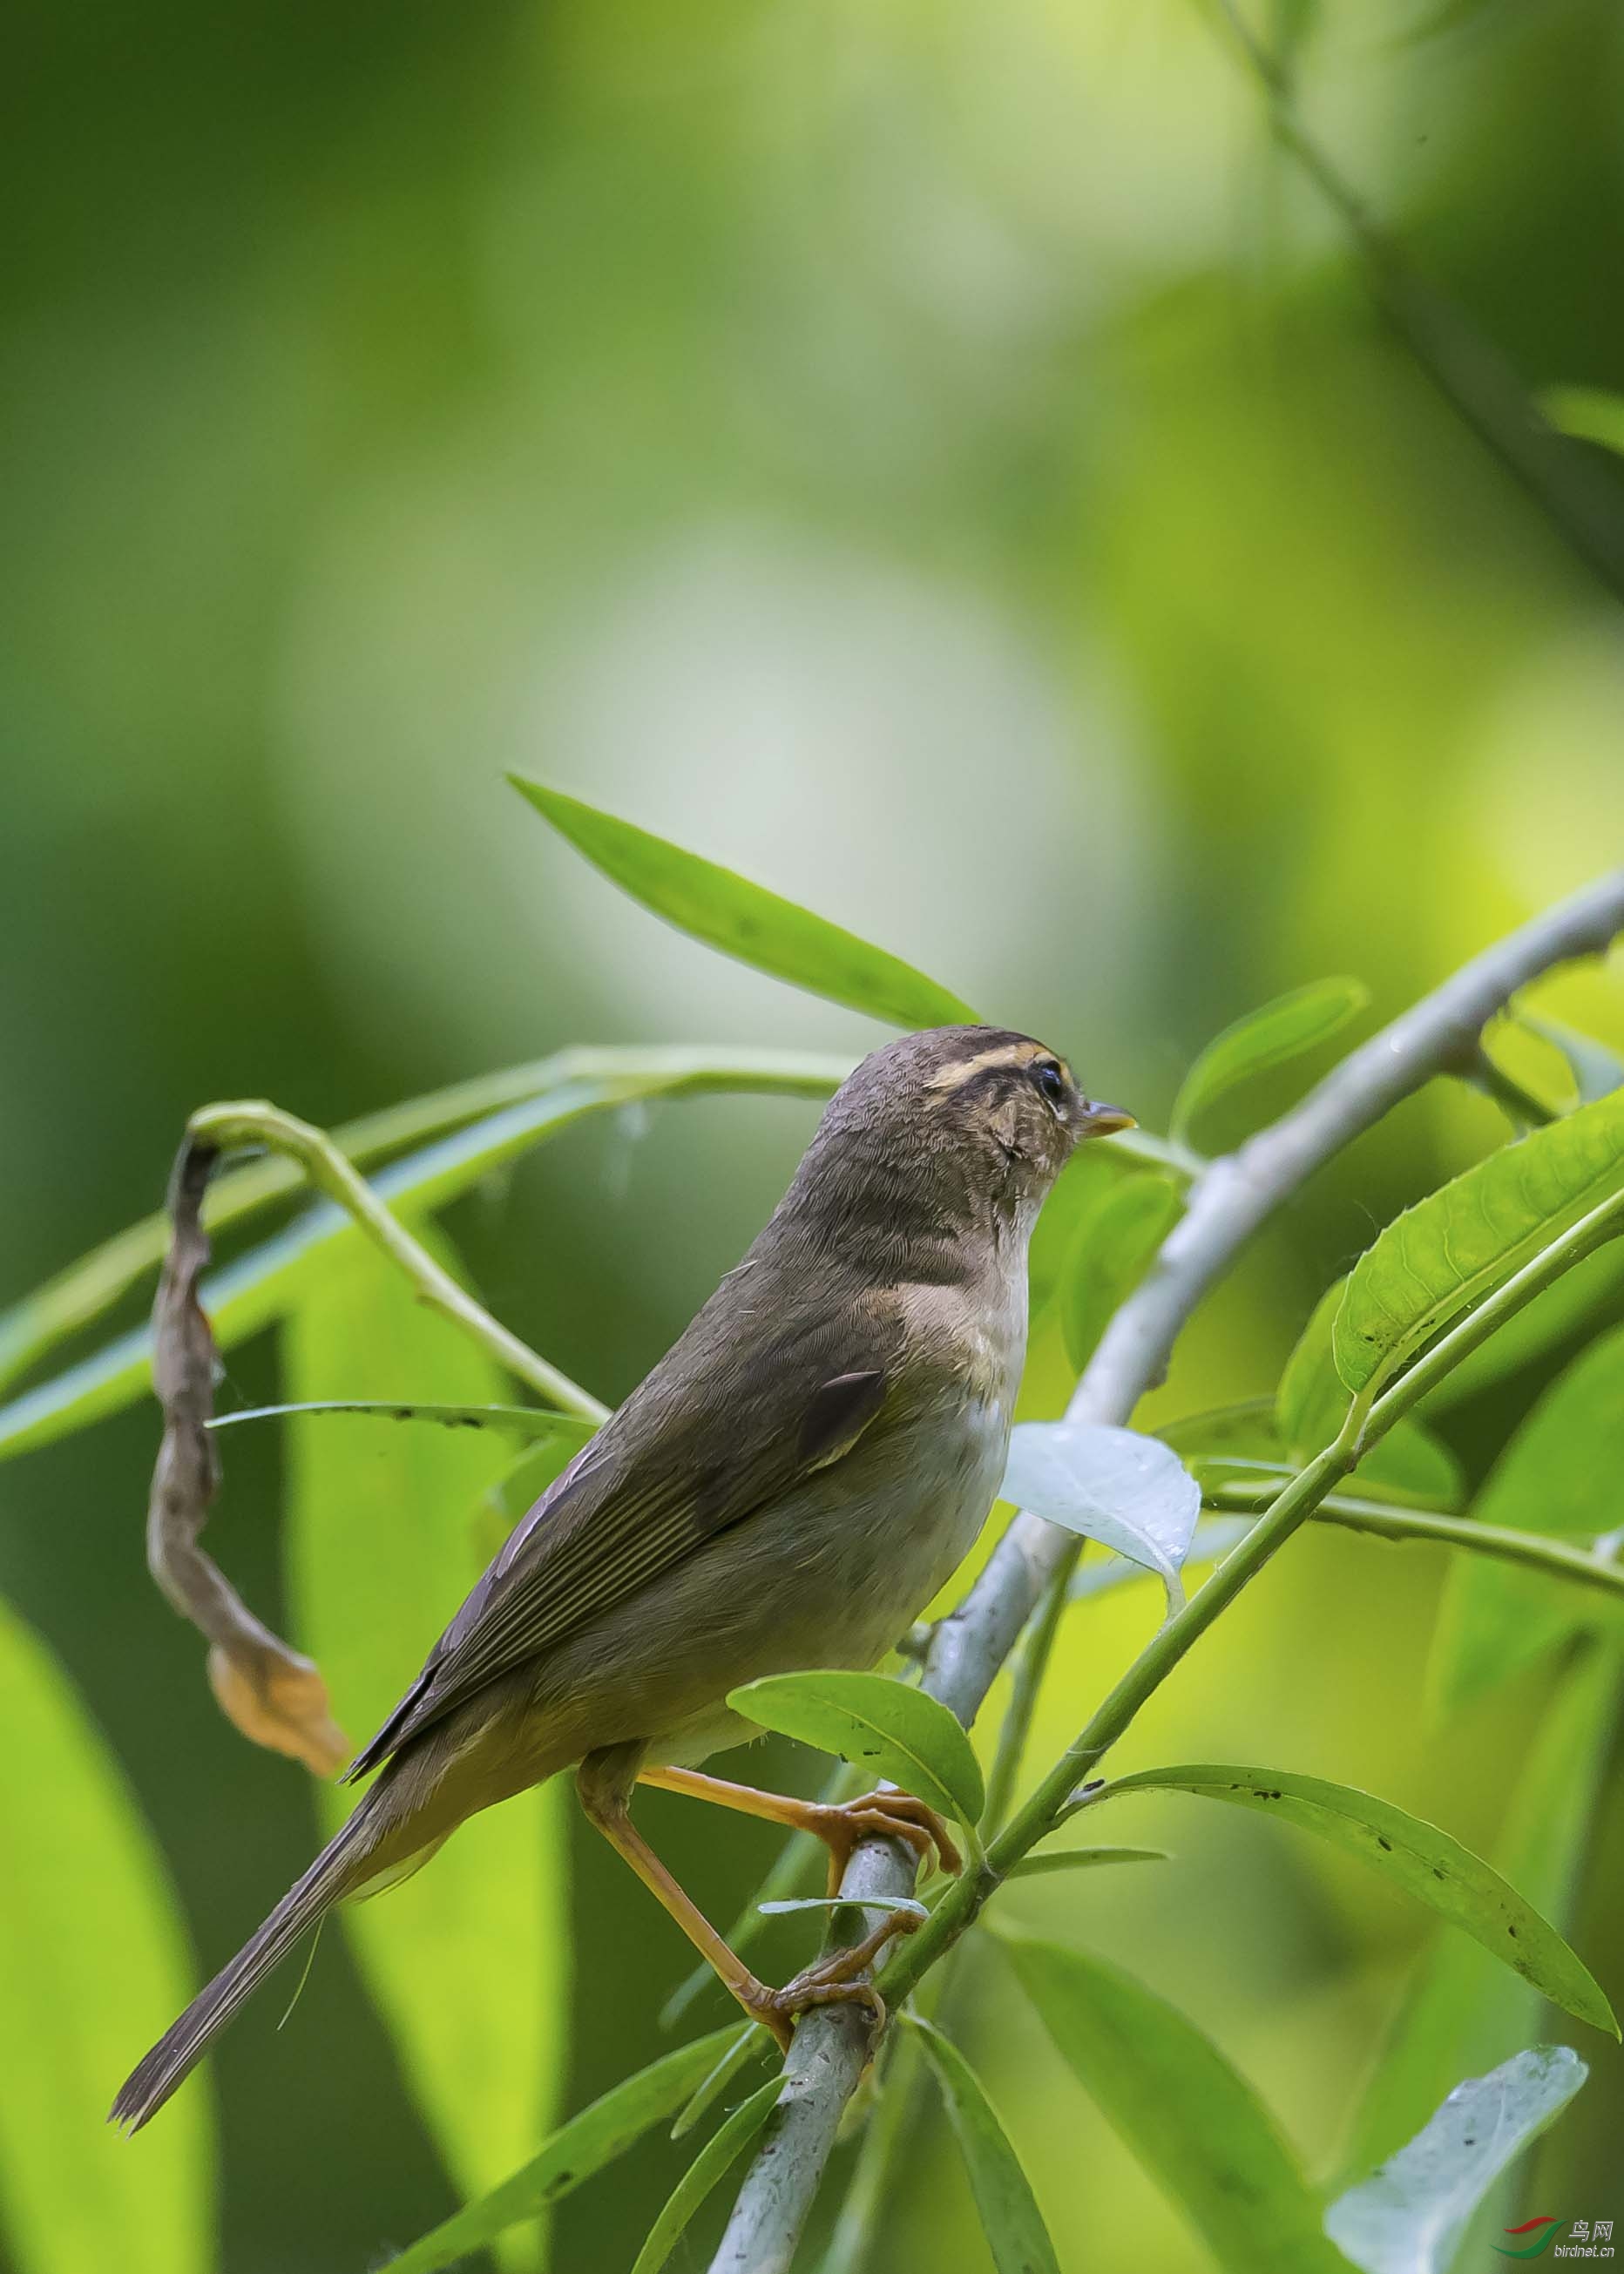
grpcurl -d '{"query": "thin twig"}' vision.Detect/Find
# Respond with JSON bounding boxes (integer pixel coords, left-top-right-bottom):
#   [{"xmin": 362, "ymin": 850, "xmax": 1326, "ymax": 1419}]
[
  {"xmin": 1206, "ymin": 0, "xmax": 1624, "ymax": 606},
  {"xmin": 708, "ymin": 870, "xmax": 1624, "ymax": 2272}
]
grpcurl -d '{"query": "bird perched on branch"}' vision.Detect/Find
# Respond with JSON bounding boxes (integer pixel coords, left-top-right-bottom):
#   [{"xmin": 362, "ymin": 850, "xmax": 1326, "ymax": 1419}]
[{"xmin": 113, "ymin": 1026, "xmax": 1132, "ymax": 2128}]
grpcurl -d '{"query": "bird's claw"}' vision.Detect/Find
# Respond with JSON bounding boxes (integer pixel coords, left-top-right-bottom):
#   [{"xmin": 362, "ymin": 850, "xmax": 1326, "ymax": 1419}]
[
  {"xmin": 806, "ymin": 1789, "xmax": 963, "ymax": 1897},
  {"xmin": 738, "ymin": 1904, "xmax": 924, "ymax": 2053}
]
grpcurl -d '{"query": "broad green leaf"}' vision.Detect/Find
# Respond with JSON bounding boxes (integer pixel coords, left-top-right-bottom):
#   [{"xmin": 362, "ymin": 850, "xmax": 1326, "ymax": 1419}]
[
  {"xmin": 1276, "ymin": 1290, "xmax": 1462, "ymax": 1502},
  {"xmin": 283, "ymin": 1228, "xmax": 571, "ymax": 2237},
  {"xmin": 904, "ymin": 2015, "xmax": 1060, "ymax": 2274},
  {"xmin": 999, "ymin": 1930, "xmax": 1343, "ymax": 2274},
  {"xmin": 1029, "ymin": 1147, "xmax": 1134, "ymax": 1312},
  {"xmin": 1005, "ymin": 1844, "xmax": 1168, "ymax": 1879},
  {"xmin": 1170, "ymin": 975, "xmax": 1370, "ymax": 1141},
  {"xmin": 511, "ymin": 776, "xmax": 976, "ymax": 1030},
  {"xmin": 1541, "ymin": 382, "xmax": 1624, "ymax": 458},
  {"xmin": 1325, "ymin": 2047, "xmax": 1587, "ymax": 2274},
  {"xmin": 1429, "ymin": 1324, "xmax": 1624, "ymax": 1715},
  {"xmin": 1418, "ymin": 1241, "xmax": 1624, "ymax": 1411},
  {"xmin": 1519, "ymin": 1015, "xmax": 1624, "ymax": 1106},
  {"xmin": 210, "ymin": 1398, "xmax": 595, "ymax": 1442},
  {"xmin": 1000, "ymin": 1422, "xmax": 1201, "ymax": 1614},
  {"xmin": 1102, "ymin": 1764, "xmax": 1617, "ymax": 2038},
  {"xmin": 1332, "ymin": 1089, "xmax": 1624, "ymax": 1403},
  {"xmin": 727, "ymin": 1669, "xmax": 985, "ymax": 1827},
  {"xmin": 1343, "ymin": 1641, "xmax": 1620, "ymax": 2184},
  {"xmin": 0, "ymin": 1599, "xmax": 213, "ymax": 2274},
  {"xmin": 382, "ymin": 2027, "xmax": 741, "ymax": 2274},
  {"xmin": 628, "ymin": 2077, "xmax": 782, "ymax": 2274},
  {"xmin": 1061, "ymin": 1174, "xmax": 1183, "ymax": 1372}
]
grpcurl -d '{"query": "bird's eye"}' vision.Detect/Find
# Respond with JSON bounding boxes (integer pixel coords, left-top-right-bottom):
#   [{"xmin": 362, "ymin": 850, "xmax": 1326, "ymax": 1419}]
[{"xmin": 1033, "ymin": 1060, "xmax": 1066, "ymax": 1104}]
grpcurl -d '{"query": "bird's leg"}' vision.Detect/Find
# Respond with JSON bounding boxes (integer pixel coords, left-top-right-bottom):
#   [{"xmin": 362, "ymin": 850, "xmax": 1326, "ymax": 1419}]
[
  {"xmin": 578, "ymin": 1749, "xmax": 920, "ymax": 2051},
  {"xmin": 637, "ymin": 1764, "xmax": 962, "ymax": 1897}
]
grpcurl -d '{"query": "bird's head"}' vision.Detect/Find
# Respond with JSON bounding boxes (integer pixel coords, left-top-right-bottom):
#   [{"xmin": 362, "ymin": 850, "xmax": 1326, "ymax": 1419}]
[{"xmin": 788, "ymin": 1026, "xmax": 1135, "ymax": 1246}]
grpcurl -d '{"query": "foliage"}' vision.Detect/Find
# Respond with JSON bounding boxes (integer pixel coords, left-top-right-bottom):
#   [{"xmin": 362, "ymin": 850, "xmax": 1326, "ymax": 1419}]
[{"xmin": 5, "ymin": 813, "xmax": 1623, "ymax": 2274}]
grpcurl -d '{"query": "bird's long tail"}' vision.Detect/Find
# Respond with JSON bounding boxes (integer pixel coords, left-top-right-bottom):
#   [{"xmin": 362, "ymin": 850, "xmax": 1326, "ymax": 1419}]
[{"xmin": 111, "ymin": 1796, "xmax": 383, "ymax": 2133}]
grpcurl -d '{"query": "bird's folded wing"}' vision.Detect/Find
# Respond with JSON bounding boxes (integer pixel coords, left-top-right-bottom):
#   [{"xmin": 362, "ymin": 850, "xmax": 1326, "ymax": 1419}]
[{"xmin": 342, "ymin": 1297, "xmax": 897, "ymax": 1778}]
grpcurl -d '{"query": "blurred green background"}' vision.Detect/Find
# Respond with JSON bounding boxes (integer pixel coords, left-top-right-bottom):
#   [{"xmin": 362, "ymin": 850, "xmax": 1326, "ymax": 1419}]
[{"xmin": 3, "ymin": 0, "xmax": 1623, "ymax": 2267}]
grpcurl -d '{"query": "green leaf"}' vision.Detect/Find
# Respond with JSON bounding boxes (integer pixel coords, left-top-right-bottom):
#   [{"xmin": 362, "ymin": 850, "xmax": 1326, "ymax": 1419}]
[
  {"xmin": 756, "ymin": 1896, "xmax": 927, "ymax": 1919},
  {"xmin": 628, "ymin": 2077, "xmax": 782, "ymax": 2274},
  {"xmin": 1332, "ymin": 1088, "xmax": 1624, "ymax": 1404},
  {"xmin": 1417, "ymin": 1241, "xmax": 1624, "ymax": 1411},
  {"xmin": 999, "ymin": 1931, "xmax": 1343, "ymax": 2274},
  {"xmin": 1429, "ymin": 1324, "xmax": 1624, "ymax": 1715},
  {"xmin": 1343, "ymin": 1641, "xmax": 1621, "ymax": 2185},
  {"xmin": 0, "ymin": 1599, "xmax": 213, "ymax": 2274},
  {"xmin": 283, "ymin": 1226, "xmax": 571, "ymax": 2232},
  {"xmin": 1170, "ymin": 976, "xmax": 1369, "ymax": 1142},
  {"xmin": 727, "ymin": 1669, "xmax": 985, "ymax": 1827},
  {"xmin": 1542, "ymin": 382, "xmax": 1624, "ymax": 458},
  {"xmin": 209, "ymin": 1398, "xmax": 596, "ymax": 1443},
  {"xmin": 382, "ymin": 2027, "xmax": 742, "ymax": 2274},
  {"xmin": 1060, "ymin": 1174, "xmax": 1183, "ymax": 1372},
  {"xmin": 903, "ymin": 2015, "xmax": 1060, "ymax": 2274},
  {"xmin": 1005, "ymin": 1844, "xmax": 1168, "ymax": 1879},
  {"xmin": 1519, "ymin": 1014, "xmax": 1624, "ymax": 1106},
  {"xmin": 1102, "ymin": 1763, "xmax": 1618, "ymax": 2038},
  {"xmin": 511, "ymin": 776, "xmax": 976, "ymax": 1030},
  {"xmin": 1181, "ymin": 1384, "xmax": 1460, "ymax": 1509},
  {"xmin": 1000, "ymin": 1421, "xmax": 1201, "ymax": 1614},
  {"xmin": 1276, "ymin": 1289, "xmax": 1462, "ymax": 1501},
  {"xmin": 1325, "ymin": 2047, "xmax": 1587, "ymax": 2274}
]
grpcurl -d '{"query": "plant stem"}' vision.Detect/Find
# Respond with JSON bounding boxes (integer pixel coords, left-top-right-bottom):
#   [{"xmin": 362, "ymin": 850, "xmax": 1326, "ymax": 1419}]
[
  {"xmin": 188, "ymin": 1102, "xmax": 607, "ymax": 1419},
  {"xmin": 1209, "ymin": 1486, "xmax": 1624, "ymax": 1602}
]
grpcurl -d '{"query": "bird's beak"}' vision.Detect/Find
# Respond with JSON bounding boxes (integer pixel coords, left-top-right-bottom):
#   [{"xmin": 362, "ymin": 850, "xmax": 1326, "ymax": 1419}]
[{"xmin": 1076, "ymin": 1100, "xmax": 1137, "ymax": 1140}]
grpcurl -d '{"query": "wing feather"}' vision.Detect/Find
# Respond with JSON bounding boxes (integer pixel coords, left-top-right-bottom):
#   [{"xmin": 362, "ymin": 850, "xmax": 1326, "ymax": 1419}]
[{"xmin": 343, "ymin": 1287, "xmax": 897, "ymax": 1779}]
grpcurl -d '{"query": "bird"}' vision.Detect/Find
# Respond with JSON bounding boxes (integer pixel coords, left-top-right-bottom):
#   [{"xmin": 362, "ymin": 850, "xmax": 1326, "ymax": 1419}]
[{"xmin": 112, "ymin": 1025, "xmax": 1133, "ymax": 2128}]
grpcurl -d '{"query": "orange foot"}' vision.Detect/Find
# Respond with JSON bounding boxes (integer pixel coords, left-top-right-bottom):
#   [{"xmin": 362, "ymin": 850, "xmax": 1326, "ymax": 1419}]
[
  {"xmin": 798, "ymin": 1789, "xmax": 963, "ymax": 1896},
  {"xmin": 737, "ymin": 1907, "xmax": 924, "ymax": 2052}
]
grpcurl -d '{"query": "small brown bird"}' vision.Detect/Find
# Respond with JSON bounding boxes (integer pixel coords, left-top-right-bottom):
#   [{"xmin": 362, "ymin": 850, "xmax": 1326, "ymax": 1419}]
[{"xmin": 113, "ymin": 1026, "xmax": 1132, "ymax": 2127}]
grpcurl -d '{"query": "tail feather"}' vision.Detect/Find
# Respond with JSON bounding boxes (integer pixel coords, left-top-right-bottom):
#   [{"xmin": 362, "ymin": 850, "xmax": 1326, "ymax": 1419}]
[{"xmin": 111, "ymin": 1808, "xmax": 372, "ymax": 2132}]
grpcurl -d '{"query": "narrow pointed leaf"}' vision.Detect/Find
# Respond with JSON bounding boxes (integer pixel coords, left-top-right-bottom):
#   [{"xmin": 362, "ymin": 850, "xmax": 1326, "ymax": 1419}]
[
  {"xmin": 1061, "ymin": 1174, "xmax": 1183, "ymax": 1371},
  {"xmin": 1325, "ymin": 2047, "xmax": 1587, "ymax": 2274},
  {"xmin": 668, "ymin": 2024, "xmax": 768, "ymax": 2142},
  {"xmin": 628, "ymin": 2078, "xmax": 782, "ymax": 2274},
  {"xmin": 1005, "ymin": 1844, "xmax": 1168, "ymax": 1879},
  {"xmin": 1104, "ymin": 1764, "xmax": 1618, "ymax": 2038},
  {"xmin": 511, "ymin": 775, "xmax": 975, "ymax": 1029},
  {"xmin": 1000, "ymin": 1421, "xmax": 1200, "ymax": 1614},
  {"xmin": 904, "ymin": 2016, "xmax": 1060, "ymax": 2274},
  {"xmin": 1344, "ymin": 1642, "xmax": 1621, "ymax": 2184},
  {"xmin": 756, "ymin": 1896, "xmax": 927, "ymax": 1919},
  {"xmin": 382, "ymin": 2027, "xmax": 741, "ymax": 2274},
  {"xmin": 1431, "ymin": 1324, "xmax": 1624, "ymax": 1713},
  {"xmin": 0, "ymin": 1600, "xmax": 213, "ymax": 2274},
  {"xmin": 284, "ymin": 1228, "xmax": 571, "ymax": 2228},
  {"xmin": 999, "ymin": 1931, "xmax": 1343, "ymax": 2274},
  {"xmin": 210, "ymin": 1398, "xmax": 595, "ymax": 1443},
  {"xmin": 1171, "ymin": 975, "xmax": 1370, "ymax": 1140},
  {"xmin": 727, "ymin": 1669, "xmax": 985, "ymax": 1826},
  {"xmin": 1331, "ymin": 1089, "xmax": 1624, "ymax": 1403}
]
